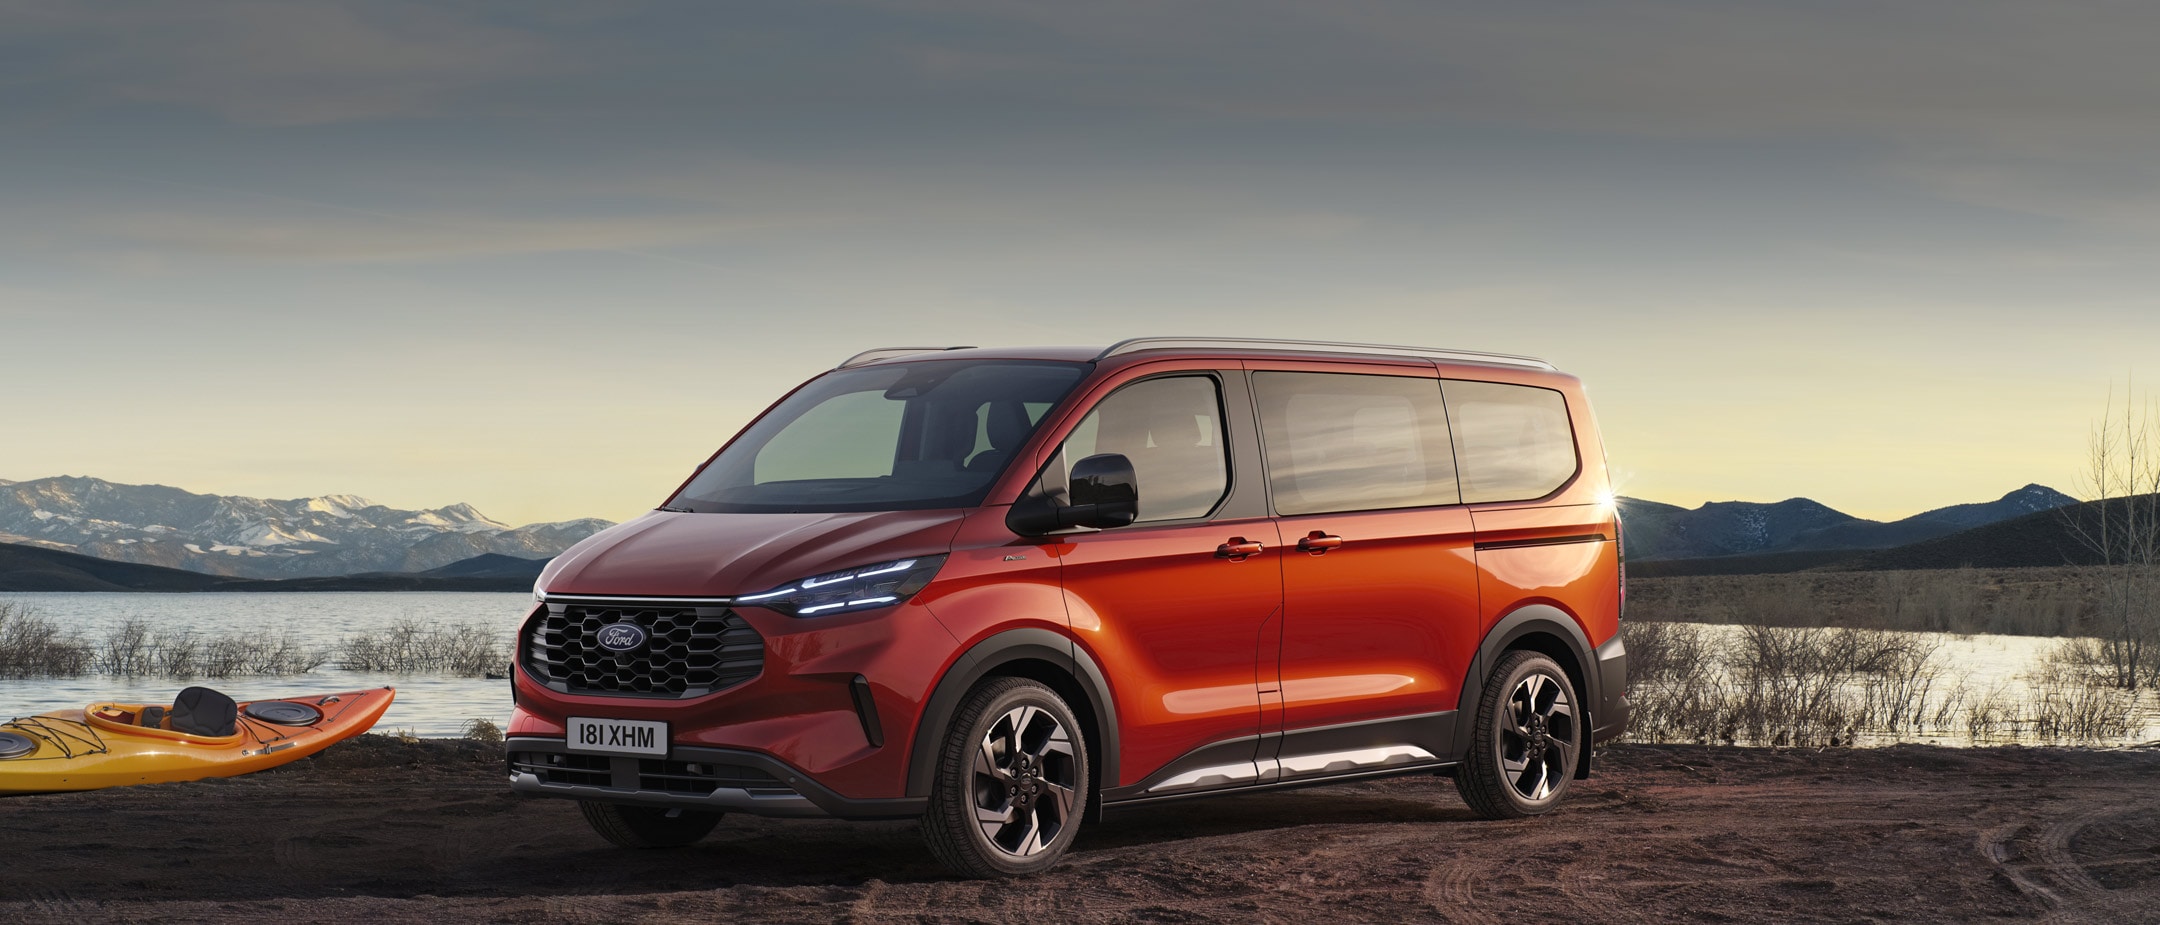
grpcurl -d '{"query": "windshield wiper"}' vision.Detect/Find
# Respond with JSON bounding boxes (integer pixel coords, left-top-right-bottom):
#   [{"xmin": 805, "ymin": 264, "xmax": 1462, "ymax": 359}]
[{"xmin": 656, "ymin": 504, "xmax": 695, "ymax": 513}]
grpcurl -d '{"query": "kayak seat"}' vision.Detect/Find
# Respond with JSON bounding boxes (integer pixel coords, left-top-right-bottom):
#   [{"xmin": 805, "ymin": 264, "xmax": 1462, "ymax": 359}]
[
  {"xmin": 170, "ymin": 687, "xmax": 237, "ymax": 737},
  {"xmin": 138, "ymin": 705, "xmax": 166, "ymax": 729}
]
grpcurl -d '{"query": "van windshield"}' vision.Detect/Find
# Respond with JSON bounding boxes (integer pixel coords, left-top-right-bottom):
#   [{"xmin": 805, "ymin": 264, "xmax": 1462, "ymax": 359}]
[{"xmin": 669, "ymin": 360, "xmax": 1090, "ymax": 513}]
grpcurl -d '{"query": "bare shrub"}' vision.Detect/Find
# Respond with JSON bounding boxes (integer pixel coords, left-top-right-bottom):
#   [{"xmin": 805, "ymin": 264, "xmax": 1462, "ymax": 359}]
[
  {"xmin": 462, "ymin": 718, "xmax": 504, "ymax": 743},
  {"xmin": 95, "ymin": 619, "xmax": 327, "ymax": 679},
  {"xmin": 99, "ymin": 618, "xmax": 156, "ymax": 676},
  {"xmin": 340, "ymin": 620, "xmax": 503, "ymax": 676},
  {"xmin": 0, "ymin": 602, "xmax": 94, "ymax": 678},
  {"xmin": 1964, "ymin": 684, "xmax": 2017, "ymax": 741},
  {"xmin": 1621, "ymin": 620, "xmax": 1710, "ymax": 683}
]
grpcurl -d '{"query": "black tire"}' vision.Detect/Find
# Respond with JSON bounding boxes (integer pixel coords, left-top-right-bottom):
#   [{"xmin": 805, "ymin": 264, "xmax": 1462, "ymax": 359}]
[
  {"xmin": 1455, "ymin": 650, "xmax": 1582, "ymax": 819},
  {"xmin": 577, "ymin": 801, "xmax": 723, "ymax": 848},
  {"xmin": 921, "ymin": 677, "xmax": 1090, "ymax": 878}
]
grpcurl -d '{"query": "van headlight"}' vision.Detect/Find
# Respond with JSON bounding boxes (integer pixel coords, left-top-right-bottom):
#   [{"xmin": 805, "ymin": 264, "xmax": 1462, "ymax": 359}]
[{"xmin": 735, "ymin": 556, "xmax": 947, "ymax": 617}]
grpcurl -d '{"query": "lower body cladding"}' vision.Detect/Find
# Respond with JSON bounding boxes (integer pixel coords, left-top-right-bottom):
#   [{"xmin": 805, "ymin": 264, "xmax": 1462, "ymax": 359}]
[
  {"xmin": 1590, "ymin": 632, "xmax": 1632, "ymax": 743},
  {"xmin": 505, "ymin": 736, "xmax": 926, "ymax": 820},
  {"xmin": 1098, "ymin": 712, "xmax": 1460, "ymax": 812}
]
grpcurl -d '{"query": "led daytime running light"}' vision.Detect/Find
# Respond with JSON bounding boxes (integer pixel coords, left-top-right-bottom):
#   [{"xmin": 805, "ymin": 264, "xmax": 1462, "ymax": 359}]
[{"xmin": 739, "ymin": 556, "xmax": 945, "ymax": 617}]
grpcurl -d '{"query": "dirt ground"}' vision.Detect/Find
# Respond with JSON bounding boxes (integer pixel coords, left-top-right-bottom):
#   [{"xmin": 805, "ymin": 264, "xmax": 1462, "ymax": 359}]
[{"xmin": 3, "ymin": 737, "xmax": 2157, "ymax": 924}]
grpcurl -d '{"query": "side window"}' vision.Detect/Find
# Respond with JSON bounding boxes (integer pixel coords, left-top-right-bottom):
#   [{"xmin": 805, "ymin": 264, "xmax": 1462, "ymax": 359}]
[
  {"xmin": 1444, "ymin": 380, "xmax": 1578, "ymax": 503},
  {"xmin": 1051, "ymin": 376, "xmax": 1229, "ymax": 523},
  {"xmin": 1252, "ymin": 372, "xmax": 1459, "ymax": 515}
]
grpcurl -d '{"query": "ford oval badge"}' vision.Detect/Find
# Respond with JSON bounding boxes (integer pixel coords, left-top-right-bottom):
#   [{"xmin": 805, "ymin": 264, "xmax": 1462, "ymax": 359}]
[{"xmin": 596, "ymin": 622, "xmax": 648, "ymax": 653}]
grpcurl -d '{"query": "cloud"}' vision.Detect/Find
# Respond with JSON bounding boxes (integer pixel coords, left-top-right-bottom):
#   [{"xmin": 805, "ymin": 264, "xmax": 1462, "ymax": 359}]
[
  {"xmin": 72, "ymin": 208, "xmax": 820, "ymax": 264},
  {"xmin": 2, "ymin": 0, "xmax": 558, "ymax": 124}
]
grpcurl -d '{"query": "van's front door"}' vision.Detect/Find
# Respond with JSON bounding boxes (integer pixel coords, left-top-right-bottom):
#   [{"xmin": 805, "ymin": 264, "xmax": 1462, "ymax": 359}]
[{"xmin": 1039, "ymin": 370, "xmax": 1281, "ymax": 793}]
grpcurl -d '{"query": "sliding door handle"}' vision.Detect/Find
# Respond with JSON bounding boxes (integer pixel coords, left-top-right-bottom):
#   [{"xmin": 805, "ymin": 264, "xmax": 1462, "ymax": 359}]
[
  {"xmin": 1297, "ymin": 531, "xmax": 1344, "ymax": 553},
  {"xmin": 1216, "ymin": 538, "xmax": 1265, "ymax": 560}
]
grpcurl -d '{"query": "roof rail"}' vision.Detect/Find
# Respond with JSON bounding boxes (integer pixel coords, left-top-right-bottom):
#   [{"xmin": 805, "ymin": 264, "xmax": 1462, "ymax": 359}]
[
  {"xmin": 835, "ymin": 346, "xmax": 978, "ymax": 369},
  {"xmin": 1095, "ymin": 337, "xmax": 1556, "ymax": 370}
]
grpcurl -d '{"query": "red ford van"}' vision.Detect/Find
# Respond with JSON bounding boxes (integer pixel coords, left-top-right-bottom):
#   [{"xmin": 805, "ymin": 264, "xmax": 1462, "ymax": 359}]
[{"xmin": 509, "ymin": 338, "xmax": 1629, "ymax": 876}]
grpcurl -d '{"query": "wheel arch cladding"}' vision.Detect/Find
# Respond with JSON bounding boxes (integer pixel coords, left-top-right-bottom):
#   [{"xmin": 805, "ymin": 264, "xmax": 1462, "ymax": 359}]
[
  {"xmin": 905, "ymin": 628, "xmax": 1119, "ymax": 802},
  {"xmin": 1455, "ymin": 604, "xmax": 1598, "ymax": 777}
]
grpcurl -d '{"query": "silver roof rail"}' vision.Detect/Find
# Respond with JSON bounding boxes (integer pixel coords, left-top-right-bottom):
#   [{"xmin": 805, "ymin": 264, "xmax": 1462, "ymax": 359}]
[
  {"xmin": 1095, "ymin": 337, "xmax": 1556, "ymax": 370},
  {"xmin": 835, "ymin": 346, "xmax": 978, "ymax": 369}
]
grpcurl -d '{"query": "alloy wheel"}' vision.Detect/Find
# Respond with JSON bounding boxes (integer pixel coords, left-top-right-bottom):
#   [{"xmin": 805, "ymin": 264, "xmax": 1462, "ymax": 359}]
[
  {"xmin": 969, "ymin": 704, "xmax": 1079, "ymax": 858},
  {"xmin": 1497, "ymin": 671, "xmax": 1576, "ymax": 802}
]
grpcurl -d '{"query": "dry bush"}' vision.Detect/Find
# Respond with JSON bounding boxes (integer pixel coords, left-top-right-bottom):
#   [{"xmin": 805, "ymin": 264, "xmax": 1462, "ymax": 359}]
[
  {"xmin": 340, "ymin": 620, "xmax": 503, "ymax": 676},
  {"xmin": 1622, "ymin": 622, "xmax": 1965, "ymax": 747},
  {"xmin": 96, "ymin": 618, "xmax": 327, "ymax": 679},
  {"xmin": 0, "ymin": 602, "xmax": 93, "ymax": 678}
]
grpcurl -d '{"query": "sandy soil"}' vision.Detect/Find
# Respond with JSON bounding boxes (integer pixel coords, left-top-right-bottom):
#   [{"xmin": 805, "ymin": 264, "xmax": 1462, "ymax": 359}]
[{"xmin": 3, "ymin": 737, "xmax": 2157, "ymax": 924}]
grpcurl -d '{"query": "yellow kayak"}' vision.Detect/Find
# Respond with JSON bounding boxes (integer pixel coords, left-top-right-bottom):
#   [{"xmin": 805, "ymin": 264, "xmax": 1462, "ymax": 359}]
[{"xmin": 0, "ymin": 686, "xmax": 395, "ymax": 794}]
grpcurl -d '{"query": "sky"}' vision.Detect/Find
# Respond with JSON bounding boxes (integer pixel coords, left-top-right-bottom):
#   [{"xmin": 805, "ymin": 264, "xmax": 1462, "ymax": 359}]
[{"xmin": 4, "ymin": 0, "xmax": 2158, "ymax": 526}]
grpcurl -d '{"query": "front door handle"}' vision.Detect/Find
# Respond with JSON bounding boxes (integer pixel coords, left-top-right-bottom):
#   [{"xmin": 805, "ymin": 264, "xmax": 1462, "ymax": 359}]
[
  {"xmin": 1216, "ymin": 538, "xmax": 1265, "ymax": 560},
  {"xmin": 1297, "ymin": 531, "xmax": 1344, "ymax": 553}
]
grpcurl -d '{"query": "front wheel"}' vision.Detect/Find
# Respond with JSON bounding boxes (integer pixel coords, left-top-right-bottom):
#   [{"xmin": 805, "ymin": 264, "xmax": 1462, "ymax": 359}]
[
  {"xmin": 1455, "ymin": 650, "xmax": 1582, "ymax": 819},
  {"xmin": 577, "ymin": 801, "xmax": 723, "ymax": 848},
  {"xmin": 921, "ymin": 677, "xmax": 1090, "ymax": 877}
]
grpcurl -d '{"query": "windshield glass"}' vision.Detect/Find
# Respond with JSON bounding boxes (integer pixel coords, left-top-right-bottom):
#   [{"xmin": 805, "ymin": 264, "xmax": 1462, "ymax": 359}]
[{"xmin": 670, "ymin": 360, "xmax": 1090, "ymax": 513}]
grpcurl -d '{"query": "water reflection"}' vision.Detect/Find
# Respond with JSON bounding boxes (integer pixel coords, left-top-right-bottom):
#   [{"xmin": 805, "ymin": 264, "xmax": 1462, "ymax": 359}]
[{"xmin": 0, "ymin": 592, "xmax": 528, "ymax": 737}]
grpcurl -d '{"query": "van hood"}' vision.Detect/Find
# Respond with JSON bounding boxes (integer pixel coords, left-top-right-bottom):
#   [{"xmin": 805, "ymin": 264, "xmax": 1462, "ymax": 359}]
[{"xmin": 539, "ymin": 509, "xmax": 969, "ymax": 598}]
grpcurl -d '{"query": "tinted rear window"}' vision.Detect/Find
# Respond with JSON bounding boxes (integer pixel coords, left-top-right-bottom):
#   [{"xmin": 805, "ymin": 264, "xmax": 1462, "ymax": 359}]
[{"xmin": 1443, "ymin": 380, "xmax": 1578, "ymax": 503}]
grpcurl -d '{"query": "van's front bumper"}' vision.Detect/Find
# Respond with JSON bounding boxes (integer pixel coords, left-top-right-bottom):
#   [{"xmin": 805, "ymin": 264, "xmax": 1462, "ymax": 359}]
[{"xmin": 505, "ymin": 736, "xmax": 926, "ymax": 820}]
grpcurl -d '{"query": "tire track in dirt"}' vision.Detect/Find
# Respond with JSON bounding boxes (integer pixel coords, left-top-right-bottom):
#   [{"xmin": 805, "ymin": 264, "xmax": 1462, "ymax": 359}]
[
  {"xmin": 1982, "ymin": 799, "xmax": 2160, "ymax": 925},
  {"xmin": 1421, "ymin": 852, "xmax": 1502, "ymax": 925}
]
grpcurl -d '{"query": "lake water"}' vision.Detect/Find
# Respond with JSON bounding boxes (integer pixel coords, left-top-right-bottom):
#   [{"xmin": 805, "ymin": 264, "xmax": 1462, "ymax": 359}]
[
  {"xmin": 5, "ymin": 593, "xmax": 2154, "ymax": 745},
  {"xmin": 0, "ymin": 592, "xmax": 530, "ymax": 737}
]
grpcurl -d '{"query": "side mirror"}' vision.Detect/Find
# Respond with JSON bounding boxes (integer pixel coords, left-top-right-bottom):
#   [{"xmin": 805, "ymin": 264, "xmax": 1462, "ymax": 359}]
[
  {"xmin": 1006, "ymin": 453, "xmax": 1140, "ymax": 535},
  {"xmin": 1066, "ymin": 453, "xmax": 1139, "ymax": 528}
]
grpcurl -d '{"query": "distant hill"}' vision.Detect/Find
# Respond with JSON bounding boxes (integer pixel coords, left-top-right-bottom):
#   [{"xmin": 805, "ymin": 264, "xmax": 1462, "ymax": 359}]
[
  {"xmin": 1631, "ymin": 494, "xmax": 2149, "ymax": 577},
  {"xmin": 422, "ymin": 554, "xmax": 550, "ymax": 581},
  {"xmin": 0, "ymin": 542, "xmax": 543, "ymax": 593},
  {"xmin": 0, "ymin": 475, "xmax": 611, "ymax": 580},
  {"xmin": 1619, "ymin": 484, "xmax": 2076, "ymax": 561},
  {"xmin": 0, "ymin": 541, "xmax": 231, "ymax": 591}
]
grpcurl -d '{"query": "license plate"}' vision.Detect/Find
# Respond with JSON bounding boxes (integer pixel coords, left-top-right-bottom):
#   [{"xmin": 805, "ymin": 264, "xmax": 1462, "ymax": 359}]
[{"xmin": 567, "ymin": 717, "xmax": 668, "ymax": 757}]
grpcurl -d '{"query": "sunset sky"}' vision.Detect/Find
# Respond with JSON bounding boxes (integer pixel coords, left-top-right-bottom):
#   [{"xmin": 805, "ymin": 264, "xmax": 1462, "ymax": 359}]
[{"xmin": 4, "ymin": 1, "xmax": 2157, "ymax": 527}]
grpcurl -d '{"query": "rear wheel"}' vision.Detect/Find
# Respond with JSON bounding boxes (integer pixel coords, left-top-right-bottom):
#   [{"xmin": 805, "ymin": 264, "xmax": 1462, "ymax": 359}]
[
  {"xmin": 577, "ymin": 801, "xmax": 723, "ymax": 848},
  {"xmin": 1455, "ymin": 650, "xmax": 1581, "ymax": 819},
  {"xmin": 922, "ymin": 677, "xmax": 1089, "ymax": 877}
]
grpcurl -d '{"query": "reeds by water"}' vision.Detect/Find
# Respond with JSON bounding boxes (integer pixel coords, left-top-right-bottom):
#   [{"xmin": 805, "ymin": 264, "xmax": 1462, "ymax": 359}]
[
  {"xmin": 95, "ymin": 618, "xmax": 332, "ymax": 679},
  {"xmin": 0, "ymin": 601, "xmax": 94, "ymax": 678},
  {"xmin": 0, "ymin": 604, "xmax": 500, "ymax": 682},
  {"xmin": 338, "ymin": 619, "xmax": 503, "ymax": 676},
  {"xmin": 1620, "ymin": 621, "xmax": 2153, "ymax": 746}
]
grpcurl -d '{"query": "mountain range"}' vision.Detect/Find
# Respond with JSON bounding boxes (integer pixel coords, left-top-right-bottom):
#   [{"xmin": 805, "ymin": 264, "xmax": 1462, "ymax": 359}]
[
  {"xmin": 0, "ymin": 476, "xmax": 611, "ymax": 580},
  {"xmin": 1616, "ymin": 484, "xmax": 2076, "ymax": 562}
]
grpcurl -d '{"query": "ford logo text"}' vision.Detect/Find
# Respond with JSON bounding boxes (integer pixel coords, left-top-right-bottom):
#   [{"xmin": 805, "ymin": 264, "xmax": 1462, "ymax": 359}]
[{"xmin": 596, "ymin": 622, "xmax": 649, "ymax": 653}]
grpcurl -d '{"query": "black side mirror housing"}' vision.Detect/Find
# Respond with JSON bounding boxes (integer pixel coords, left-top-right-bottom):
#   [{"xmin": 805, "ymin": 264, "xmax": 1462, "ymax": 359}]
[
  {"xmin": 1066, "ymin": 453, "xmax": 1139, "ymax": 528},
  {"xmin": 1007, "ymin": 453, "xmax": 1140, "ymax": 535}
]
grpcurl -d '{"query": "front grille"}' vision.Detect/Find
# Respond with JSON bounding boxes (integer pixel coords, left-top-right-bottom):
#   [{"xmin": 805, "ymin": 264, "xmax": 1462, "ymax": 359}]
[
  {"xmin": 524, "ymin": 602, "xmax": 764, "ymax": 698},
  {"xmin": 509, "ymin": 751, "xmax": 791, "ymax": 796}
]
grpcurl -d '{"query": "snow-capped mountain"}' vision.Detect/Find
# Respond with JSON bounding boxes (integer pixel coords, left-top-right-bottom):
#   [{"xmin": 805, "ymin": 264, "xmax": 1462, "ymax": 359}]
[{"xmin": 0, "ymin": 475, "xmax": 613, "ymax": 579}]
